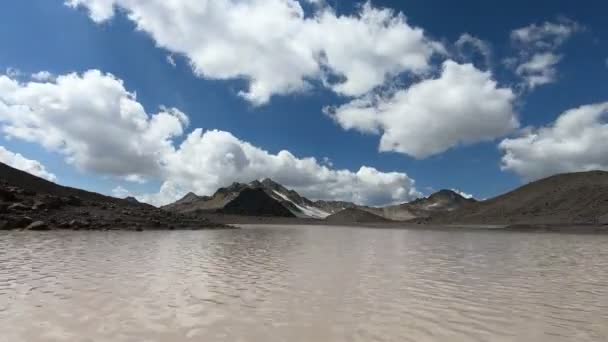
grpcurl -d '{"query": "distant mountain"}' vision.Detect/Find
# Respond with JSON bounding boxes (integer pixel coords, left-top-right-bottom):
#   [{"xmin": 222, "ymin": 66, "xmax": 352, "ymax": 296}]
[
  {"xmin": 359, "ymin": 189, "xmax": 475, "ymax": 221},
  {"xmin": 124, "ymin": 196, "xmax": 141, "ymax": 204},
  {"xmin": 163, "ymin": 179, "xmax": 478, "ymax": 221},
  {"xmin": 220, "ymin": 188, "xmax": 295, "ymax": 217},
  {"xmin": 163, "ymin": 179, "xmax": 355, "ymax": 218},
  {"xmin": 426, "ymin": 171, "xmax": 608, "ymax": 225},
  {"xmin": 326, "ymin": 208, "xmax": 391, "ymax": 224},
  {"xmin": 408, "ymin": 189, "xmax": 477, "ymax": 212}
]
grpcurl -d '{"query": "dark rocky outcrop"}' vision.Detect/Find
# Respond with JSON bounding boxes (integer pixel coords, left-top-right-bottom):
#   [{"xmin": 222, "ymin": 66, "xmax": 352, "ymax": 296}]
[
  {"xmin": 220, "ymin": 188, "xmax": 295, "ymax": 217},
  {"xmin": 0, "ymin": 162, "xmax": 230, "ymax": 231}
]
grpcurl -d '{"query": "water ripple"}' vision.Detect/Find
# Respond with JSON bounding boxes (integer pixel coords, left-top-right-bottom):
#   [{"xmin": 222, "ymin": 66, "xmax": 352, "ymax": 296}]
[{"xmin": 0, "ymin": 227, "xmax": 607, "ymax": 341}]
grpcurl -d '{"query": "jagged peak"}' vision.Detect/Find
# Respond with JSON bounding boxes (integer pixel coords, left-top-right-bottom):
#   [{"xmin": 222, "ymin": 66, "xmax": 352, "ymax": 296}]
[
  {"xmin": 181, "ymin": 192, "xmax": 200, "ymax": 200},
  {"xmin": 124, "ymin": 196, "xmax": 140, "ymax": 203}
]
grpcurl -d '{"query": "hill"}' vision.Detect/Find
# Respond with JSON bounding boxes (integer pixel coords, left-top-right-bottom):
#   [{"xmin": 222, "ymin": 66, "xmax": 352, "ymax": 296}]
[
  {"xmin": 361, "ymin": 189, "xmax": 475, "ymax": 221},
  {"xmin": 325, "ymin": 208, "xmax": 391, "ymax": 224},
  {"xmin": 427, "ymin": 171, "xmax": 608, "ymax": 225},
  {"xmin": 0, "ymin": 162, "xmax": 227, "ymax": 231}
]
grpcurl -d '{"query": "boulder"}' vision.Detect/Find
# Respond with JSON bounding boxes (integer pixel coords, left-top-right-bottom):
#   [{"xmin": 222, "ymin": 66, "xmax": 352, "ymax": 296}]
[
  {"xmin": 32, "ymin": 200, "xmax": 47, "ymax": 211},
  {"xmin": 0, "ymin": 220, "xmax": 13, "ymax": 230},
  {"xmin": 42, "ymin": 196, "xmax": 64, "ymax": 210},
  {"xmin": 26, "ymin": 221, "xmax": 50, "ymax": 231},
  {"xmin": 63, "ymin": 195, "xmax": 82, "ymax": 206},
  {"xmin": 599, "ymin": 213, "xmax": 608, "ymax": 225},
  {"xmin": 0, "ymin": 188, "xmax": 16, "ymax": 202},
  {"xmin": 8, "ymin": 203, "xmax": 30, "ymax": 211}
]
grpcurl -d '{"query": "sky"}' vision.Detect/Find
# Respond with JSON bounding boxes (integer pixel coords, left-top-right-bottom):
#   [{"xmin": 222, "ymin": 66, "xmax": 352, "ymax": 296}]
[{"xmin": 0, "ymin": 0, "xmax": 607, "ymax": 207}]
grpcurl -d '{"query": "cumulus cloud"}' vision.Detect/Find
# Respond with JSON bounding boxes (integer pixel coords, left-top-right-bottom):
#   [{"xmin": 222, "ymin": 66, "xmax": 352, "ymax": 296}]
[
  {"xmin": 509, "ymin": 18, "xmax": 581, "ymax": 90},
  {"xmin": 500, "ymin": 102, "xmax": 608, "ymax": 180},
  {"xmin": 141, "ymin": 129, "xmax": 421, "ymax": 206},
  {"xmin": 0, "ymin": 70, "xmax": 188, "ymax": 181},
  {"xmin": 327, "ymin": 60, "xmax": 518, "ymax": 158},
  {"xmin": 31, "ymin": 71, "xmax": 54, "ymax": 82},
  {"xmin": 65, "ymin": 0, "xmax": 442, "ymax": 105},
  {"xmin": 0, "ymin": 146, "xmax": 57, "ymax": 181},
  {"xmin": 0, "ymin": 69, "xmax": 420, "ymax": 206}
]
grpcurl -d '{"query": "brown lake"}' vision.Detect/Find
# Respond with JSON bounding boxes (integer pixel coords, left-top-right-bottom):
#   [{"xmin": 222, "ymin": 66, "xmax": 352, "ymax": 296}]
[{"xmin": 1, "ymin": 225, "xmax": 608, "ymax": 341}]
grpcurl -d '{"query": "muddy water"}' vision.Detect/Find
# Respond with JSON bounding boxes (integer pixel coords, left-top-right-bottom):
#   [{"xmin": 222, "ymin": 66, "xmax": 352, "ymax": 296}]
[{"xmin": 1, "ymin": 226, "xmax": 608, "ymax": 341}]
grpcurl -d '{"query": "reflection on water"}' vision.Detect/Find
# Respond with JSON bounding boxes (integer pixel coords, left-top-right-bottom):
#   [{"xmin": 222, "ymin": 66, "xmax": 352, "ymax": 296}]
[{"xmin": 1, "ymin": 226, "xmax": 608, "ymax": 341}]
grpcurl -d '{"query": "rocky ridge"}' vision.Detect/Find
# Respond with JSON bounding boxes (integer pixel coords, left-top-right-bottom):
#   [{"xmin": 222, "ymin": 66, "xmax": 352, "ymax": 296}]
[{"xmin": 0, "ymin": 162, "xmax": 229, "ymax": 231}]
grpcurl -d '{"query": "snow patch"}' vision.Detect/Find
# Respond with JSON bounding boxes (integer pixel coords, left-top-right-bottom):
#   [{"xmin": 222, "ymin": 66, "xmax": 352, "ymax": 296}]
[{"xmin": 272, "ymin": 190, "xmax": 331, "ymax": 219}]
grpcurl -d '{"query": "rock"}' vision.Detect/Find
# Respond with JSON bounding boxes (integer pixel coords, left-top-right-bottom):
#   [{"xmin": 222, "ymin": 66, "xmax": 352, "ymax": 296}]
[
  {"xmin": 43, "ymin": 196, "xmax": 64, "ymax": 210},
  {"xmin": 63, "ymin": 195, "xmax": 82, "ymax": 206},
  {"xmin": 26, "ymin": 221, "xmax": 50, "ymax": 231},
  {"xmin": 17, "ymin": 216, "xmax": 34, "ymax": 227},
  {"xmin": 68, "ymin": 219, "xmax": 89, "ymax": 229},
  {"xmin": 0, "ymin": 220, "xmax": 13, "ymax": 230},
  {"xmin": 599, "ymin": 213, "xmax": 608, "ymax": 225},
  {"xmin": 8, "ymin": 203, "xmax": 30, "ymax": 211},
  {"xmin": 0, "ymin": 188, "xmax": 16, "ymax": 201},
  {"xmin": 32, "ymin": 200, "xmax": 47, "ymax": 211}
]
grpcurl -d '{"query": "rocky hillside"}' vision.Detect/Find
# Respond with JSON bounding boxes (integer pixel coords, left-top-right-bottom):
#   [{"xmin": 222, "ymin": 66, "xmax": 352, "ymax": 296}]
[
  {"xmin": 360, "ymin": 190, "xmax": 475, "ymax": 221},
  {"xmin": 0, "ymin": 162, "xmax": 227, "ymax": 231},
  {"xmin": 326, "ymin": 208, "xmax": 391, "ymax": 224},
  {"xmin": 426, "ymin": 171, "xmax": 608, "ymax": 225}
]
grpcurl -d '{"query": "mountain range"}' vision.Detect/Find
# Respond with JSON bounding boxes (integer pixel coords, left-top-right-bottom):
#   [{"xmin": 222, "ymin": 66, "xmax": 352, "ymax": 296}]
[
  {"xmin": 2, "ymin": 159, "xmax": 608, "ymax": 229},
  {"xmin": 162, "ymin": 178, "xmax": 475, "ymax": 221}
]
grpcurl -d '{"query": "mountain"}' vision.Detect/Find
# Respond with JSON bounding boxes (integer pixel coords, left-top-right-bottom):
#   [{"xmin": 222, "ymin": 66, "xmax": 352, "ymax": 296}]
[
  {"xmin": 426, "ymin": 171, "xmax": 608, "ymax": 225},
  {"xmin": 220, "ymin": 188, "xmax": 295, "ymax": 217},
  {"xmin": 124, "ymin": 196, "xmax": 141, "ymax": 204},
  {"xmin": 359, "ymin": 189, "xmax": 475, "ymax": 221},
  {"xmin": 409, "ymin": 189, "xmax": 477, "ymax": 212},
  {"xmin": 164, "ymin": 178, "xmax": 354, "ymax": 218},
  {"xmin": 326, "ymin": 208, "xmax": 391, "ymax": 224},
  {"xmin": 163, "ymin": 180, "xmax": 477, "ymax": 221},
  {"xmin": 0, "ymin": 162, "xmax": 226, "ymax": 230}
]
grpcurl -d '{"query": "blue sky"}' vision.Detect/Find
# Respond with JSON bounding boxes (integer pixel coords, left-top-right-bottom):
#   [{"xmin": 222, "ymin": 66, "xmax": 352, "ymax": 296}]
[{"xmin": 0, "ymin": 0, "xmax": 607, "ymax": 206}]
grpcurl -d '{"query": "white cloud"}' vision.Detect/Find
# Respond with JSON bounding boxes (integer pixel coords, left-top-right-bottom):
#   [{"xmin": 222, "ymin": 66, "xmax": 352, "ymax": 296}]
[
  {"xmin": 142, "ymin": 129, "xmax": 421, "ymax": 206},
  {"xmin": 509, "ymin": 18, "xmax": 581, "ymax": 90},
  {"xmin": 0, "ymin": 146, "xmax": 57, "ymax": 182},
  {"xmin": 511, "ymin": 19, "xmax": 581, "ymax": 50},
  {"xmin": 65, "ymin": 0, "xmax": 442, "ymax": 105},
  {"xmin": 111, "ymin": 185, "xmax": 130, "ymax": 198},
  {"xmin": 0, "ymin": 69, "xmax": 420, "ymax": 207},
  {"xmin": 515, "ymin": 52, "xmax": 562, "ymax": 89},
  {"xmin": 166, "ymin": 55, "xmax": 176, "ymax": 68},
  {"xmin": 451, "ymin": 188, "xmax": 474, "ymax": 200},
  {"xmin": 0, "ymin": 70, "xmax": 188, "ymax": 181},
  {"xmin": 500, "ymin": 102, "xmax": 608, "ymax": 180},
  {"xmin": 455, "ymin": 33, "xmax": 492, "ymax": 68},
  {"xmin": 327, "ymin": 60, "xmax": 518, "ymax": 158},
  {"xmin": 31, "ymin": 71, "xmax": 54, "ymax": 82}
]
